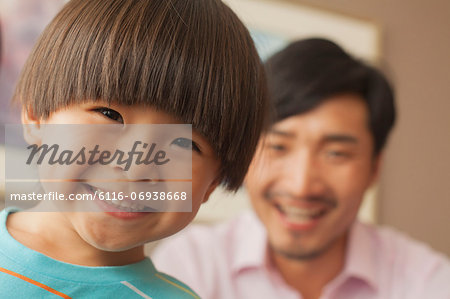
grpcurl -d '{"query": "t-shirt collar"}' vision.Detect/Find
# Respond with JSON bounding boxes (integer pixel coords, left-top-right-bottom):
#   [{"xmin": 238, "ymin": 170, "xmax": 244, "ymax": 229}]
[{"xmin": 0, "ymin": 208, "xmax": 157, "ymax": 284}]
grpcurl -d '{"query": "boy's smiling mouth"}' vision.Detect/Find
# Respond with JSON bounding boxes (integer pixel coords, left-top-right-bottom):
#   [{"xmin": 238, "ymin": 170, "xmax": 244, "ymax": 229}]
[{"xmin": 83, "ymin": 184, "xmax": 158, "ymax": 214}]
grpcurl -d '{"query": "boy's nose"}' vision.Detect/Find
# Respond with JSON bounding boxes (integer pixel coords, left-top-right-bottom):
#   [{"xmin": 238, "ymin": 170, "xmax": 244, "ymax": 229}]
[{"xmin": 110, "ymin": 152, "xmax": 162, "ymax": 181}]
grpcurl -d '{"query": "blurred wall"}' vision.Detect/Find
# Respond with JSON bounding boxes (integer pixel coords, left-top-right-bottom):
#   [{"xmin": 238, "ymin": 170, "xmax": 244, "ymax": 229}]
[{"xmin": 292, "ymin": 0, "xmax": 450, "ymax": 256}]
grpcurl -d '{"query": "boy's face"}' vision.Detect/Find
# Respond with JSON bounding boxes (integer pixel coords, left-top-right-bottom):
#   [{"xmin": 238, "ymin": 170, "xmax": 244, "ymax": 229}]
[
  {"xmin": 23, "ymin": 101, "xmax": 219, "ymax": 255},
  {"xmin": 245, "ymin": 94, "xmax": 380, "ymax": 260}
]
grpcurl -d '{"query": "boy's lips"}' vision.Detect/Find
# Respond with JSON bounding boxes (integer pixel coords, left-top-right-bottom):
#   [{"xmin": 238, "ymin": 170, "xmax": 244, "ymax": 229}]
[{"xmin": 83, "ymin": 184, "xmax": 158, "ymax": 214}]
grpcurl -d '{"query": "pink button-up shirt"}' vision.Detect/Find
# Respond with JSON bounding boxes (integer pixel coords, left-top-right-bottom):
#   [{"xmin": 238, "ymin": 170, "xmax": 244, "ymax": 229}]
[{"xmin": 153, "ymin": 212, "xmax": 450, "ymax": 299}]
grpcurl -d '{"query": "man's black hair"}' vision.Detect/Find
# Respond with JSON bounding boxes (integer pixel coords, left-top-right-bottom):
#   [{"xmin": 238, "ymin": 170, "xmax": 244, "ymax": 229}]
[{"xmin": 265, "ymin": 38, "xmax": 396, "ymax": 155}]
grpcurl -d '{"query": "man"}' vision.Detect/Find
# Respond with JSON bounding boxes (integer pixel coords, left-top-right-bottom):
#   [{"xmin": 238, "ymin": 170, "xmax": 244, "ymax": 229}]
[{"xmin": 153, "ymin": 38, "xmax": 450, "ymax": 299}]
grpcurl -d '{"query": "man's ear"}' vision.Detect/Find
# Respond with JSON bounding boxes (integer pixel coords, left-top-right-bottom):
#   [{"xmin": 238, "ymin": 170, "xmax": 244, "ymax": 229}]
[
  {"xmin": 201, "ymin": 177, "xmax": 221, "ymax": 204},
  {"xmin": 21, "ymin": 107, "xmax": 42, "ymax": 145}
]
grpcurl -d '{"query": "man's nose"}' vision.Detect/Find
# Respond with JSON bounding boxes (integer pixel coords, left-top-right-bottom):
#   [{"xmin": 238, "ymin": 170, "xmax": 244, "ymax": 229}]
[{"xmin": 281, "ymin": 151, "xmax": 324, "ymax": 198}]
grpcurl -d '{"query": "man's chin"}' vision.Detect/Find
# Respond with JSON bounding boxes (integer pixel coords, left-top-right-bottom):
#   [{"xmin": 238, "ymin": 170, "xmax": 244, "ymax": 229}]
[
  {"xmin": 269, "ymin": 231, "xmax": 349, "ymax": 262},
  {"xmin": 271, "ymin": 244, "xmax": 329, "ymax": 261}
]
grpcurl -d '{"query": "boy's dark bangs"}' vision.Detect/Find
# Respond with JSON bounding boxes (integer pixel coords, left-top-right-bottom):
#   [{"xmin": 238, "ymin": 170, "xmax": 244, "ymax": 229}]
[{"xmin": 15, "ymin": 0, "xmax": 268, "ymax": 190}]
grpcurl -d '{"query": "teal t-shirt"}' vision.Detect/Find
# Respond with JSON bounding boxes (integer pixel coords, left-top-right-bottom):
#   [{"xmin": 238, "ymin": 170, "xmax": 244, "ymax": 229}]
[{"xmin": 0, "ymin": 208, "xmax": 200, "ymax": 298}]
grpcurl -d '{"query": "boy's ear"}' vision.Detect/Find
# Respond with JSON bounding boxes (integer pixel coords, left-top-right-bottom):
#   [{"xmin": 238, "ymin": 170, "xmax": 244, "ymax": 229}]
[
  {"xmin": 201, "ymin": 177, "xmax": 221, "ymax": 204},
  {"xmin": 21, "ymin": 107, "xmax": 42, "ymax": 145}
]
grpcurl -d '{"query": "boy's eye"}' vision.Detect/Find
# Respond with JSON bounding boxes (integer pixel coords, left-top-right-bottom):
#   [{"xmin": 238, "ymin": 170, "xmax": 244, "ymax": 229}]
[
  {"xmin": 171, "ymin": 137, "xmax": 201, "ymax": 153},
  {"xmin": 269, "ymin": 144, "xmax": 286, "ymax": 151},
  {"xmin": 265, "ymin": 143, "xmax": 287, "ymax": 153},
  {"xmin": 94, "ymin": 107, "xmax": 124, "ymax": 123}
]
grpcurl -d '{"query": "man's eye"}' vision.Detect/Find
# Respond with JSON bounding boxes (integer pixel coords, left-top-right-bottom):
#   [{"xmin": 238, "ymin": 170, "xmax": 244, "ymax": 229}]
[
  {"xmin": 325, "ymin": 150, "xmax": 351, "ymax": 160},
  {"xmin": 94, "ymin": 108, "xmax": 123, "ymax": 123},
  {"xmin": 171, "ymin": 137, "xmax": 201, "ymax": 153}
]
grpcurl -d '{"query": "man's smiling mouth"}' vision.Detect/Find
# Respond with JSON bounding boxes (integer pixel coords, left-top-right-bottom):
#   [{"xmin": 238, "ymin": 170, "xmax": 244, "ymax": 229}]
[
  {"xmin": 265, "ymin": 191, "xmax": 337, "ymax": 229},
  {"xmin": 275, "ymin": 204, "xmax": 327, "ymax": 224}
]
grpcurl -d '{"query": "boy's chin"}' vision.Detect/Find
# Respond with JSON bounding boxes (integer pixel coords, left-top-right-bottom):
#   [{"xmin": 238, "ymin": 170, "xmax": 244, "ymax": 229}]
[
  {"xmin": 80, "ymin": 222, "xmax": 186, "ymax": 253},
  {"xmin": 85, "ymin": 236, "xmax": 149, "ymax": 256},
  {"xmin": 94, "ymin": 241, "xmax": 146, "ymax": 253},
  {"xmin": 70, "ymin": 207, "xmax": 199, "ymax": 258}
]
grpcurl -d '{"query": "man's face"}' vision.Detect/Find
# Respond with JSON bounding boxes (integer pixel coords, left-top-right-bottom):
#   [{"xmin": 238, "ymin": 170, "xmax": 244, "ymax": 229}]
[{"xmin": 245, "ymin": 94, "xmax": 379, "ymax": 260}]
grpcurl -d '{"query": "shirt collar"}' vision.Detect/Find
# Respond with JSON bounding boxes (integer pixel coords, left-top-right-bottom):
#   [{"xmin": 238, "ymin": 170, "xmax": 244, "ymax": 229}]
[
  {"xmin": 230, "ymin": 213, "xmax": 380, "ymax": 292},
  {"xmin": 231, "ymin": 211, "xmax": 268, "ymax": 274},
  {"xmin": 338, "ymin": 220, "xmax": 380, "ymax": 291}
]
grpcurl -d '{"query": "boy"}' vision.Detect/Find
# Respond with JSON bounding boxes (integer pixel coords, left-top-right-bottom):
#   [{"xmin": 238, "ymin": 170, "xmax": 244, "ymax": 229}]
[{"xmin": 0, "ymin": 0, "xmax": 268, "ymax": 298}]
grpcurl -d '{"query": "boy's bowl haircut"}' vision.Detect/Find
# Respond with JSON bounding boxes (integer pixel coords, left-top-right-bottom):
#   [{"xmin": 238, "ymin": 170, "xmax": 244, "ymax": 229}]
[{"xmin": 14, "ymin": 0, "xmax": 269, "ymax": 191}]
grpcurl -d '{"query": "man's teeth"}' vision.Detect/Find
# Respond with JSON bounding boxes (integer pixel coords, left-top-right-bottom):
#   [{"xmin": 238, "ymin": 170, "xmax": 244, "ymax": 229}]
[
  {"xmin": 279, "ymin": 205, "xmax": 324, "ymax": 222},
  {"xmin": 89, "ymin": 186, "xmax": 147, "ymax": 212}
]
